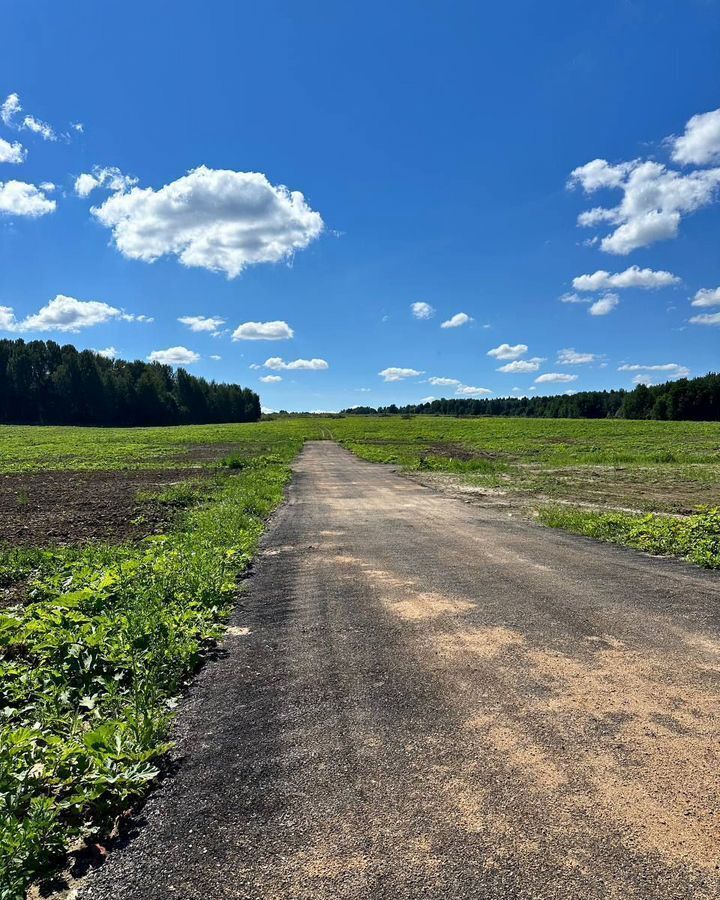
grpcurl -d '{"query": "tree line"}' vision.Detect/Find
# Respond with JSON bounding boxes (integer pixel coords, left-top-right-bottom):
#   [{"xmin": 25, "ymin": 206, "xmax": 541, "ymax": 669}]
[
  {"xmin": 342, "ymin": 372, "xmax": 720, "ymax": 421},
  {"xmin": 0, "ymin": 339, "xmax": 261, "ymax": 425}
]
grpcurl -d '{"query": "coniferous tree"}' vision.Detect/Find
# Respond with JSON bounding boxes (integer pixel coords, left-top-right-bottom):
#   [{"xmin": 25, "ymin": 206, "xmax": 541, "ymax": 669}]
[{"xmin": 0, "ymin": 339, "xmax": 261, "ymax": 426}]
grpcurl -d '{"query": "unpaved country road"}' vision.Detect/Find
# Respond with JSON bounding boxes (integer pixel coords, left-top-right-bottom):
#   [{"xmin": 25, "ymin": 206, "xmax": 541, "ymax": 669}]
[{"xmin": 79, "ymin": 442, "xmax": 720, "ymax": 899}]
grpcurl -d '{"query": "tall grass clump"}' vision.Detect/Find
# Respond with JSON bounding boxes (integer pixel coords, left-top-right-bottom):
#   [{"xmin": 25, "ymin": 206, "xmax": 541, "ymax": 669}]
[
  {"xmin": 0, "ymin": 460, "xmax": 291, "ymax": 899},
  {"xmin": 539, "ymin": 505, "xmax": 720, "ymax": 569}
]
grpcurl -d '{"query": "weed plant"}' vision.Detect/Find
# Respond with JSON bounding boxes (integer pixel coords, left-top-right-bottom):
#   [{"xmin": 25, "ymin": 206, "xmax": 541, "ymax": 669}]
[
  {"xmin": 539, "ymin": 505, "xmax": 720, "ymax": 569},
  {"xmin": 0, "ymin": 458, "xmax": 291, "ymax": 898}
]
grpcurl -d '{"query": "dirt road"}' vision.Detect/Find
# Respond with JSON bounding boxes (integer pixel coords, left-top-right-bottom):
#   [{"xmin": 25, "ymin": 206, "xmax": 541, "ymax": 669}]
[{"xmin": 79, "ymin": 442, "xmax": 720, "ymax": 899}]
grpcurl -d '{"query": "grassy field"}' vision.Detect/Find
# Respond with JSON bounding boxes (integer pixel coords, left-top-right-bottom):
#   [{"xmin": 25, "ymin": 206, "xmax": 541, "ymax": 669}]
[{"xmin": 1, "ymin": 415, "xmax": 719, "ymax": 895}]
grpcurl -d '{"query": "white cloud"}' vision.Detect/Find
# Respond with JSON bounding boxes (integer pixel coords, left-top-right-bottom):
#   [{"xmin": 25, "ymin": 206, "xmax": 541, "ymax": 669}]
[
  {"xmin": 691, "ymin": 287, "xmax": 720, "ymax": 308},
  {"xmin": 0, "ymin": 138, "xmax": 26, "ymax": 164},
  {"xmin": 72, "ymin": 122, "xmax": 84, "ymax": 133},
  {"xmin": 497, "ymin": 358, "xmax": 544, "ymax": 373},
  {"xmin": 572, "ymin": 266, "xmax": 680, "ymax": 292},
  {"xmin": 588, "ymin": 293, "xmax": 619, "ymax": 316},
  {"xmin": 411, "ymin": 301, "xmax": 435, "ymax": 319},
  {"xmin": 75, "ymin": 166, "xmax": 138, "ymax": 198},
  {"xmin": 441, "ymin": 312, "xmax": 472, "ymax": 329},
  {"xmin": 22, "ymin": 115, "xmax": 55, "ymax": 141},
  {"xmin": 455, "ymin": 384, "xmax": 492, "ymax": 396},
  {"xmin": 557, "ymin": 349, "xmax": 597, "ymax": 365},
  {"xmin": 419, "ymin": 396, "xmax": 437, "ymax": 403},
  {"xmin": 232, "ymin": 320, "xmax": 294, "ymax": 341},
  {"xmin": 1, "ymin": 93, "xmax": 57, "ymax": 141},
  {"xmin": 487, "ymin": 342, "xmax": 528, "ymax": 360},
  {"xmin": 265, "ymin": 357, "xmax": 329, "ymax": 371},
  {"xmin": 618, "ymin": 363, "xmax": 690, "ymax": 378},
  {"xmin": 568, "ymin": 158, "xmax": 637, "ymax": 192},
  {"xmin": 210, "ymin": 354, "xmax": 222, "ymax": 360},
  {"xmin": 671, "ymin": 108, "xmax": 720, "ymax": 166},
  {"xmin": 91, "ymin": 166, "xmax": 324, "ymax": 278},
  {"xmin": 178, "ymin": 315, "xmax": 226, "ymax": 333},
  {"xmin": 0, "ymin": 295, "xmax": 140, "ymax": 333},
  {"xmin": 0, "ymin": 180, "xmax": 56, "ymax": 216},
  {"xmin": 428, "ymin": 376, "xmax": 461, "ymax": 386},
  {"xmin": 632, "ymin": 374, "xmax": 653, "ymax": 386},
  {"xmin": 690, "ymin": 311, "xmax": 720, "ymax": 326},
  {"xmin": 569, "ymin": 154, "xmax": 720, "ymax": 255},
  {"xmin": 260, "ymin": 374, "xmax": 282, "ymax": 383},
  {"xmin": 147, "ymin": 346, "xmax": 200, "ymax": 366},
  {"xmin": 379, "ymin": 366, "xmax": 423, "ymax": 382},
  {"xmin": 535, "ymin": 373, "xmax": 578, "ymax": 384},
  {"xmin": 1, "ymin": 93, "xmax": 21, "ymax": 126},
  {"xmin": 94, "ymin": 346, "xmax": 118, "ymax": 359},
  {"xmin": 559, "ymin": 292, "xmax": 590, "ymax": 304}
]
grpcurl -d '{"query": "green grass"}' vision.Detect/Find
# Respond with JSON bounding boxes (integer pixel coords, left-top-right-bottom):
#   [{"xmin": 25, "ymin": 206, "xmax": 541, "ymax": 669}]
[
  {"xmin": 0, "ymin": 457, "xmax": 293, "ymax": 899},
  {"xmin": 538, "ymin": 505, "xmax": 720, "ymax": 569},
  {"xmin": 1, "ymin": 416, "xmax": 719, "ymax": 474}
]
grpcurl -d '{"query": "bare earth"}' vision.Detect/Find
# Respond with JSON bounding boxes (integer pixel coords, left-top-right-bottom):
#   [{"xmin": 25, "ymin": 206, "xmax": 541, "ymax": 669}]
[{"xmin": 78, "ymin": 442, "xmax": 720, "ymax": 899}]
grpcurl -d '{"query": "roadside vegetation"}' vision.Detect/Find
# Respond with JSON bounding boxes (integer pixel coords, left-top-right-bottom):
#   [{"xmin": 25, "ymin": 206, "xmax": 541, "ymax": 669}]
[
  {"xmin": 0, "ymin": 414, "xmax": 718, "ymax": 894},
  {"xmin": 0, "ymin": 449, "xmax": 298, "ymax": 898},
  {"xmin": 538, "ymin": 505, "xmax": 720, "ymax": 569}
]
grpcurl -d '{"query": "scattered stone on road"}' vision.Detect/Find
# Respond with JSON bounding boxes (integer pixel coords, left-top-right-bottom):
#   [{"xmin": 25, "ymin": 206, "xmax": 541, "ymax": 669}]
[{"xmin": 78, "ymin": 442, "xmax": 720, "ymax": 899}]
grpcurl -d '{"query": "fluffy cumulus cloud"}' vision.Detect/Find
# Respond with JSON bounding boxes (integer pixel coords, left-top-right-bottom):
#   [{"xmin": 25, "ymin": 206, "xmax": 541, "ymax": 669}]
[
  {"xmin": 0, "ymin": 138, "xmax": 26, "ymax": 164},
  {"xmin": 559, "ymin": 292, "xmax": 590, "ymax": 305},
  {"xmin": 690, "ymin": 311, "xmax": 720, "ymax": 326},
  {"xmin": 232, "ymin": 320, "xmax": 294, "ymax": 341},
  {"xmin": 557, "ymin": 348, "xmax": 597, "ymax": 365},
  {"xmin": 0, "ymin": 295, "xmax": 144, "ymax": 333},
  {"xmin": 1, "ymin": 93, "xmax": 56, "ymax": 140},
  {"xmin": 572, "ymin": 266, "xmax": 679, "ymax": 292},
  {"xmin": 671, "ymin": 108, "xmax": 720, "ymax": 166},
  {"xmin": 91, "ymin": 166, "xmax": 324, "ymax": 278},
  {"xmin": 75, "ymin": 167, "xmax": 138, "ymax": 198},
  {"xmin": 691, "ymin": 287, "xmax": 720, "ymax": 308},
  {"xmin": 487, "ymin": 342, "xmax": 528, "ymax": 360},
  {"xmin": 568, "ymin": 125, "xmax": 720, "ymax": 254},
  {"xmin": 411, "ymin": 301, "xmax": 435, "ymax": 320},
  {"xmin": 178, "ymin": 315, "xmax": 226, "ymax": 333},
  {"xmin": 535, "ymin": 373, "xmax": 578, "ymax": 384},
  {"xmin": 0, "ymin": 180, "xmax": 56, "ymax": 216},
  {"xmin": 441, "ymin": 312, "xmax": 472, "ymax": 329},
  {"xmin": 618, "ymin": 363, "xmax": 690, "ymax": 378},
  {"xmin": 94, "ymin": 346, "xmax": 118, "ymax": 359},
  {"xmin": 379, "ymin": 366, "xmax": 423, "ymax": 382},
  {"xmin": 259, "ymin": 374, "xmax": 282, "ymax": 383},
  {"xmin": 588, "ymin": 293, "xmax": 619, "ymax": 316},
  {"xmin": 147, "ymin": 346, "xmax": 200, "ymax": 366},
  {"xmin": 428, "ymin": 376, "xmax": 461, "ymax": 386},
  {"xmin": 455, "ymin": 384, "xmax": 492, "ymax": 396},
  {"xmin": 496, "ymin": 357, "xmax": 544, "ymax": 374},
  {"xmin": 264, "ymin": 357, "xmax": 328, "ymax": 371}
]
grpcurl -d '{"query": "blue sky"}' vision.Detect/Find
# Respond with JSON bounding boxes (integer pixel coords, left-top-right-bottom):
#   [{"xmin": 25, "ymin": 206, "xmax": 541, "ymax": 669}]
[{"xmin": 1, "ymin": 0, "xmax": 719, "ymax": 412}]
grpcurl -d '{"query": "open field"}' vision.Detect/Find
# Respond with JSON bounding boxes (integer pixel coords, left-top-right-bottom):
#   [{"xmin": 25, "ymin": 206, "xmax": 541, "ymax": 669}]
[{"xmin": 1, "ymin": 415, "xmax": 719, "ymax": 896}]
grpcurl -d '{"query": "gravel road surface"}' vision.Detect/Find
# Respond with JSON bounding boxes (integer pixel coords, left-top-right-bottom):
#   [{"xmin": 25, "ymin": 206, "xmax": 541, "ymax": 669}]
[{"xmin": 78, "ymin": 441, "xmax": 720, "ymax": 899}]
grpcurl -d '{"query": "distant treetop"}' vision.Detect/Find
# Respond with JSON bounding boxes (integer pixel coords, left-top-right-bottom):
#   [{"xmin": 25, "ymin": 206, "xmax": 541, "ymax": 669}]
[
  {"xmin": 0, "ymin": 338, "xmax": 260, "ymax": 426},
  {"xmin": 341, "ymin": 373, "xmax": 720, "ymax": 421}
]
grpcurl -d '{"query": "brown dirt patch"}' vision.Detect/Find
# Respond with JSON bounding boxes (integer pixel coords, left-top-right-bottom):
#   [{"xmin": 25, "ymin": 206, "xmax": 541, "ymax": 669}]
[{"xmin": 0, "ymin": 468, "xmax": 204, "ymax": 548}]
